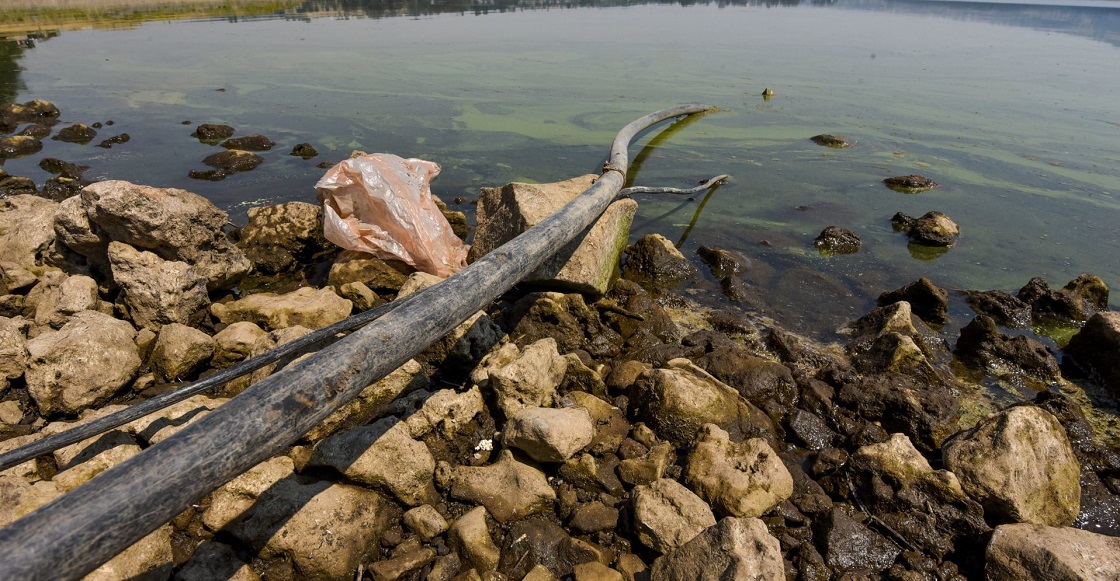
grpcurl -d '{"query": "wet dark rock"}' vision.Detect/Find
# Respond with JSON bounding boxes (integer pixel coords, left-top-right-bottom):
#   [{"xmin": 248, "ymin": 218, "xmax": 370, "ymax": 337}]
[
  {"xmin": 954, "ymin": 315, "xmax": 1061, "ymax": 384},
  {"xmin": 190, "ymin": 150, "xmax": 263, "ymax": 182},
  {"xmin": 684, "ymin": 330, "xmax": 798, "ymax": 413},
  {"xmin": 697, "ymin": 245, "xmax": 749, "ymax": 279},
  {"xmin": 568, "ymin": 501, "xmax": 620, "ymax": 534},
  {"xmin": 649, "ymin": 517, "xmax": 784, "ymax": 581},
  {"xmin": 891, "ymin": 211, "xmax": 959, "ymax": 247},
  {"xmin": 813, "ymin": 507, "xmax": 901, "ymax": 573},
  {"xmin": 192, "ymin": 123, "xmax": 234, "ymax": 142},
  {"xmin": 17, "ymin": 123, "xmax": 51, "ymax": 138},
  {"xmin": 847, "ymin": 302, "xmax": 948, "ymax": 378},
  {"xmin": 0, "ymin": 135, "xmax": 43, "ymax": 158},
  {"xmin": 787, "ymin": 410, "xmax": 838, "ymax": 451},
  {"xmin": 220, "ymin": 134, "xmax": 275, "ymax": 151},
  {"xmin": 877, "ymin": 277, "xmax": 949, "ymax": 325},
  {"xmin": 40, "ymin": 177, "xmax": 85, "ymax": 202},
  {"xmin": 1018, "ymin": 274, "xmax": 1109, "ymax": 323},
  {"xmin": 962, "ymin": 289, "xmax": 1031, "ymax": 328},
  {"xmin": 96, "ymin": 133, "xmax": 130, "ymax": 148},
  {"xmin": 501, "ymin": 291, "xmax": 621, "ymax": 360},
  {"xmin": 813, "ymin": 226, "xmax": 860, "ymax": 255},
  {"xmin": 810, "ymin": 134, "xmax": 851, "ymax": 148},
  {"xmin": 498, "ymin": 516, "xmax": 606, "ymax": 579},
  {"xmin": 432, "ymin": 194, "xmax": 470, "ymax": 241},
  {"xmin": 1033, "ymin": 391, "xmax": 1120, "ymax": 477},
  {"xmin": 316, "ymin": 161, "xmax": 333, "ymax": 169},
  {"xmin": 622, "ymin": 233, "xmax": 696, "ymax": 287},
  {"xmin": 0, "ymin": 170, "xmax": 37, "ymax": 197},
  {"xmin": 605, "ymin": 280, "xmax": 682, "ymax": 362},
  {"xmin": 237, "ymin": 201, "xmax": 328, "ymax": 275},
  {"xmin": 38, "ymin": 158, "xmax": 89, "ymax": 180},
  {"xmin": 1064, "ymin": 311, "xmax": 1120, "ymax": 396},
  {"xmin": 290, "ymin": 143, "xmax": 318, "ymax": 158},
  {"xmin": 883, "ymin": 175, "xmax": 939, "ymax": 193},
  {"xmin": 52, "ymin": 124, "xmax": 97, "ymax": 144},
  {"xmin": 0, "ymin": 99, "xmax": 60, "ymax": 132},
  {"xmin": 837, "ymin": 373, "xmax": 960, "ymax": 452}
]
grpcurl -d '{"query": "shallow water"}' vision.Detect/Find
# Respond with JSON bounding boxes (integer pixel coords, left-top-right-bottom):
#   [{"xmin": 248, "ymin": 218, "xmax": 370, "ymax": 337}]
[{"xmin": 2, "ymin": 0, "xmax": 1119, "ymax": 345}]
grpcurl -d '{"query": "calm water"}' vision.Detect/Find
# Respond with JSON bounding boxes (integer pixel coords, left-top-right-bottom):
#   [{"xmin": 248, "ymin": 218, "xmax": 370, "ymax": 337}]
[{"xmin": 2, "ymin": 0, "xmax": 1119, "ymax": 344}]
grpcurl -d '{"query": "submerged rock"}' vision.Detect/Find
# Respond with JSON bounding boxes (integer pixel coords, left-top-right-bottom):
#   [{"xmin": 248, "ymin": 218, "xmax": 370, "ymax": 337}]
[
  {"xmin": 190, "ymin": 149, "xmax": 263, "ymax": 181},
  {"xmin": 0, "ymin": 135, "xmax": 43, "ymax": 159},
  {"xmin": 220, "ymin": 134, "xmax": 275, "ymax": 151},
  {"xmin": 943, "ymin": 405, "xmax": 1081, "ymax": 527},
  {"xmin": 0, "ymin": 99, "xmax": 60, "ymax": 132},
  {"xmin": 290, "ymin": 143, "xmax": 318, "ymax": 158},
  {"xmin": 96, "ymin": 133, "xmax": 130, "ymax": 148},
  {"xmin": 813, "ymin": 226, "xmax": 860, "ymax": 254},
  {"xmin": 892, "ymin": 211, "xmax": 960, "ymax": 246},
  {"xmin": 52, "ymin": 123, "xmax": 97, "ymax": 144},
  {"xmin": 810, "ymin": 134, "xmax": 851, "ymax": 148},
  {"xmin": 883, "ymin": 174, "xmax": 939, "ymax": 193},
  {"xmin": 192, "ymin": 123, "xmax": 235, "ymax": 142},
  {"xmin": 0, "ymin": 170, "xmax": 37, "ymax": 197}
]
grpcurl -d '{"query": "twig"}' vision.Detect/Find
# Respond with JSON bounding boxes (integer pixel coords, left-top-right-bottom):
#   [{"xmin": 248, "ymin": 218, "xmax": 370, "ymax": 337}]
[{"xmin": 620, "ymin": 174, "xmax": 730, "ymax": 196}]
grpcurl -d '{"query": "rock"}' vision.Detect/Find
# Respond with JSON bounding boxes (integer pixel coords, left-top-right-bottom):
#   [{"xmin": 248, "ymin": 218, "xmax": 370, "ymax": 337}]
[
  {"xmin": 561, "ymin": 391, "xmax": 628, "ymax": 456},
  {"xmin": 39, "ymin": 157, "xmax": 89, "ymax": 180},
  {"xmin": 290, "ymin": 143, "xmax": 318, "ymax": 158},
  {"xmin": 210, "ymin": 286, "xmax": 351, "ymax": 331},
  {"xmin": 17, "ymin": 123, "xmax": 52, "ymax": 138},
  {"xmin": 173, "ymin": 541, "xmax": 260, "ymax": 581},
  {"xmin": 622, "ymin": 233, "xmax": 696, "ymax": 287},
  {"xmin": 573, "ymin": 562, "xmax": 623, "ymax": 581},
  {"xmin": 448, "ymin": 506, "xmax": 501, "ymax": 572},
  {"xmin": 192, "ymin": 123, "xmax": 234, "ymax": 142},
  {"xmin": 787, "ymin": 409, "xmax": 838, "ymax": 451},
  {"xmin": 883, "ymin": 175, "xmax": 939, "ymax": 193},
  {"xmin": 810, "ymin": 134, "xmax": 851, "ymax": 148},
  {"xmin": 502, "ymin": 405, "xmax": 594, "ymax": 463},
  {"xmin": 309, "ymin": 417, "xmax": 437, "ymax": 506},
  {"xmin": 632, "ymin": 478, "xmax": 716, "ymax": 554},
  {"xmin": 470, "ymin": 175, "xmax": 637, "ymax": 295},
  {"xmin": 127, "ymin": 394, "xmax": 226, "ymax": 445},
  {"xmin": 52, "ymin": 123, "xmax": 97, "ymax": 144},
  {"xmin": 943, "ymin": 405, "xmax": 1081, "ymax": 526},
  {"xmin": 403, "ymin": 504, "xmax": 448, "ymax": 540},
  {"xmin": 202, "ymin": 455, "xmax": 294, "ymax": 532},
  {"xmin": 51, "ymin": 429, "xmax": 141, "ymax": 491},
  {"xmin": 649, "ymin": 517, "xmax": 784, "ymax": 581},
  {"xmin": 445, "ymin": 449, "xmax": 556, "ymax": 523},
  {"xmin": 813, "ymin": 226, "xmax": 860, "ymax": 254},
  {"xmin": 568, "ymin": 501, "xmax": 620, "ymax": 534},
  {"xmin": 617, "ymin": 441, "xmax": 673, "ymax": 486},
  {"xmin": 71, "ymin": 180, "xmax": 251, "ymax": 290},
  {"xmin": 149, "ymin": 323, "xmax": 215, "ymax": 382},
  {"xmin": 0, "ymin": 100, "xmax": 59, "ymax": 133},
  {"xmin": 0, "ymin": 195, "xmax": 58, "ymax": 268},
  {"xmin": 220, "ymin": 134, "xmax": 275, "ymax": 151},
  {"xmin": 25, "ymin": 310, "xmax": 140, "ymax": 415},
  {"xmin": 841, "ymin": 433, "xmax": 989, "ymax": 558},
  {"xmin": 1065, "ymin": 311, "xmax": 1120, "ymax": 396},
  {"xmin": 84, "ymin": 525, "xmax": 173, "ymax": 581},
  {"xmin": 0, "ymin": 135, "xmax": 43, "ymax": 158},
  {"xmin": 500, "ymin": 291, "xmax": 620, "ymax": 360},
  {"xmin": 629, "ymin": 358, "xmax": 776, "ymax": 447},
  {"xmin": 337, "ymin": 281, "xmax": 383, "ymax": 312},
  {"xmin": 401, "ymin": 384, "xmax": 483, "ymax": 440},
  {"xmin": 0, "ymin": 170, "xmax": 37, "ymax": 197},
  {"xmin": 878, "ymin": 277, "xmax": 949, "ymax": 325},
  {"xmin": 396, "ymin": 272, "xmax": 505, "ymax": 372},
  {"xmin": 498, "ymin": 516, "xmax": 608, "ymax": 579},
  {"xmin": 985, "ymin": 523, "xmax": 1120, "ymax": 581},
  {"xmin": 1019, "ymin": 274, "xmax": 1109, "ymax": 323},
  {"xmin": 30, "ymin": 273, "xmax": 99, "ymax": 328},
  {"xmin": 837, "ymin": 373, "xmax": 960, "ymax": 452},
  {"xmin": 210, "ymin": 321, "xmax": 272, "ymax": 369},
  {"xmin": 226, "ymin": 477, "xmax": 396, "ymax": 580},
  {"xmin": 522, "ymin": 564, "xmax": 561, "ymax": 581},
  {"xmin": 954, "ymin": 315, "xmax": 1061, "ymax": 384},
  {"xmin": 0, "ymin": 476, "xmax": 62, "ymax": 527},
  {"xmin": 0, "ymin": 317, "xmax": 27, "ymax": 383},
  {"xmin": 328, "ymin": 254, "xmax": 409, "ymax": 293},
  {"xmin": 685, "ymin": 331, "xmax": 798, "ymax": 411},
  {"xmin": 814, "ymin": 507, "xmax": 901, "ymax": 572},
  {"xmin": 369, "ymin": 544, "xmax": 437, "ymax": 580},
  {"xmin": 308, "ymin": 358, "xmax": 429, "ymax": 442},
  {"xmin": 484, "ymin": 338, "xmax": 566, "ymax": 417},
  {"xmin": 684, "ymin": 424, "xmax": 793, "ymax": 518},
  {"xmin": 1, "ymin": 262, "xmax": 37, "ymax": 293},
  {"xmin": 696, "ymin": 245, "xmax": 749, "ymax": 279},
  {"xmin": 190, "ymin": 150, "xmax": 263, "ymax": 180},
  {"xmin": 963, "ymin": 289, "xmax": 1032, "ymax": 328},
  {"xmin": 238, "ymin": 201, "xmax": 328, "ymax": 274},
  {"xmin": 96, "ymin": 133, "xmax": 130, "ymax": 149},
  {"xmin": 891, "ymin": 211, "xmax": 960, "ymax": 246},
  {"xmin": 108, "ymin": 241, "xmax": 210, "ymax": 331}
]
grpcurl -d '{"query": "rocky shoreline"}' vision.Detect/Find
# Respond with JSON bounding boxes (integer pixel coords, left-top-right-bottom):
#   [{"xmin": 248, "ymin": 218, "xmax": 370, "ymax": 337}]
[{"xmin": 3, "ymin": 103, "xmax": 1120, "ymax": 580}]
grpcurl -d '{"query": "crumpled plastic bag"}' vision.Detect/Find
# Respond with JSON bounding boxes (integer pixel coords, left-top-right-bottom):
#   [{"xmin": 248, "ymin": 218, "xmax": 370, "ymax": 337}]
[{"xmin": 315, "ymin": 153, "xmax": 468, "ymax": 278}]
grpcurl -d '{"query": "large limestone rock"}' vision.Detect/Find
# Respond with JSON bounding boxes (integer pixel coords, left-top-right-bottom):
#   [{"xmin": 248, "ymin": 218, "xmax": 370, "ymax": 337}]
[
  {"xmin": 469, "ymin": 175, "xmax": 637, "ymax": 295},
  {"xmin": 65, "ymin": 180, "xmax": 251, "ymax": 290},
  {"xmin": 943, "ymin": 405, "xmax": 1081, "ymax": 526},
  {"xmin": 630, "ymin": 358, "xmax": 775, "ymax": 447},
  {"xmin": 502, "ymin": 405, "xmax": 594, "ymax": 463},
  {"xmin": 0, "ymin": 195, "xmax": 58, "ymax": 268},
  {"xmin": 986, "ymin": 523, "xmax": 1120, "ymax": 580},
  {"xmin": 149, "ymin": 323, "xmax": 215, "ymax": 382},
  {"xmin": 226, "ymin": 477, "xmax": 396, "ymax": 580},
  {"xmin": 210, "ymin": 321, "xmax": 272, "ymax": 369},
  {"xmin": 309, "ymin": 417, "xmax": 437, "ymax": 506},
  {"xmin": 0, "ymin": 475, "xmax": 62, "ymax": 528},
  {"xmin": 108, "ymin": 241, "xmax": 210, "ymax": 331},
  {"xmin": 1065, "ymin": 311, "xmax": 1120, "ymax": 396},
  {"xmin": 631, "ymin": 478, "xmax": 716, "ymax": 554},
  {"xmin": 237, "ymin": 201, "xmax": 328, "ymax": 275},
  {"xmin": 649, "ymin": 517, "xmax": 783, "ymax": 581},
  {"xmin": 210, "ymin": 286, "xmax": 351, "ymax": 331},
  {"xmin": 443, "ymin": 449, "xmax": 556, "ymax": 523},
  {"xmin": 0, "ymin": 316, "xmax": 28, "ymax": 384},
  {"xmin": 202, "ymin": 456, "xmax": 295, "ymax": 532},
  {"xmin": 684, "ymin": 424, "xmax": 792, "ymax": 518},
  {"xmin": 25, "ymin": 310, "xmax": 141, "ymax": 415},
  {"xmin": 484, "ymin": 338, "xmax": 567, "ymax": 417},
  {"xmin": 28, "ymin": 273, "xmax": 100, "ymax": 329}
]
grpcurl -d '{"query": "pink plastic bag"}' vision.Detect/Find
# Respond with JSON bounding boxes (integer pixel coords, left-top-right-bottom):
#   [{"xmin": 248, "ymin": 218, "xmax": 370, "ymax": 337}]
[{"xmin": 315, "ymin": 153, "xmax": 468, "ymax": 278}]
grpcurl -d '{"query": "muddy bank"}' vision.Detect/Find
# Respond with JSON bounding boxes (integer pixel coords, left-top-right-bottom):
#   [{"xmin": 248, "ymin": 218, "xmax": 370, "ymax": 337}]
[{"xmin": 2, "ymin": 171, "xmax": 1120, "ymax": 580}]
